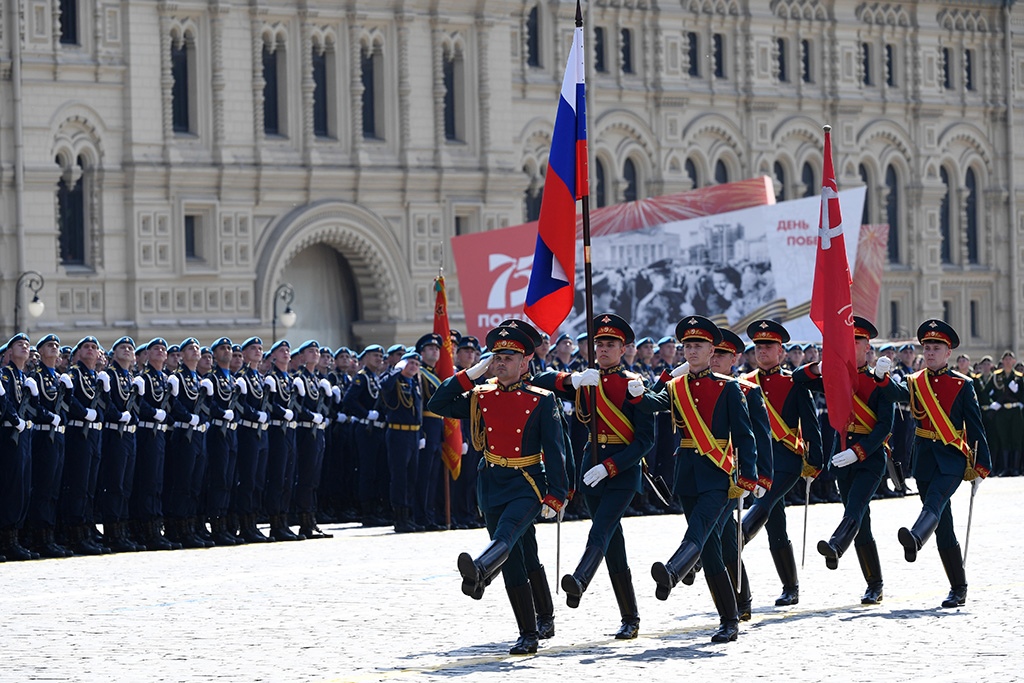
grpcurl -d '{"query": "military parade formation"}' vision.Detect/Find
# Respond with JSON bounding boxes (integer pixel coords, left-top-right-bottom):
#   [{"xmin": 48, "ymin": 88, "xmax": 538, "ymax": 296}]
[{"xmin": 0, "ymin": 312, "xmax": 1013, "ymax": 656}]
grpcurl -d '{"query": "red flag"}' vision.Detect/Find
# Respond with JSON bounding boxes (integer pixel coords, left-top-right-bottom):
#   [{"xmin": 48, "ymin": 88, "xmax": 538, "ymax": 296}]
[
  {"xmin": 810, "ymin": 125, "xmax": 857, "ymax": 449},
  {"xmin": 433, "ymin": 275, "xmax": 463, "ymax": 479}
]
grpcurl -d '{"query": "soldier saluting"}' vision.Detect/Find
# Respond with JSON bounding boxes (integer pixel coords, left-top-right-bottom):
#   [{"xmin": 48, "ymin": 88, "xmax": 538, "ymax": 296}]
[
  {"xmin": 429, "ymin": 324, "xmax": 568, "ymax": 656},
  {"xmin": 891, "ymin": 320, "xmax": 991, "ymax": 608},
  {"xmin": 532, "ymin": 313, "xmax": 654, "ymax": 640}
]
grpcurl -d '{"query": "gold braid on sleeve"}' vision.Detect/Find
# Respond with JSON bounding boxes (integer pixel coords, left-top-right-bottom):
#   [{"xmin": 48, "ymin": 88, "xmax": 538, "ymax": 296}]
[
  {"xmin": 575, "ymin": 388, "xmax": 592, "ymax": 425},
  {"xmin": 469, "ymin": 390, "xmax": 488, "ymax": 453}
]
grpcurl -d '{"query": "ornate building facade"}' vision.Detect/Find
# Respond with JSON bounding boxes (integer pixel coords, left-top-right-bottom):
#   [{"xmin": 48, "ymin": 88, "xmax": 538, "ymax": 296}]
[{"xmin": 1, "ymin": 0, "xmax": 1022, "ymax": 354}]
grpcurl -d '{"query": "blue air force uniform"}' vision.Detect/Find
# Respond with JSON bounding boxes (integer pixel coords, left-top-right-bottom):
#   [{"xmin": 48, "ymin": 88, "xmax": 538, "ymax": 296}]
[{"xmin": 380, "ymin": 351, "xmax": 423, "ymax": 531}]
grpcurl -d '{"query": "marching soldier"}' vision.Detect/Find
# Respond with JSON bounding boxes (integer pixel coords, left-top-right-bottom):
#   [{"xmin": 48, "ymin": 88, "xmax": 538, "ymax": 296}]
[
  {"xmin": 1, "ymin": 334, "xmax": 39, "ymax": 560},
  {"xmin": 416, "ymin": 333, "xmax": 446, "ymax": 531},
  {"xmin": 263, "ymin": 340, "xmax": 303, "ymax": 541},
  {"xmin": 58, "ymin": 337, "xmax": 107, "ymax": 555},
  {"xmin": 233, "ymin": 337, "xmax": 272, "ymax": 543},
  {"xmin": 532, "ymin": 314, "xmax": 654, "ymax": 639},
  {"xmin": 429, "ymin": 324, "xmax": 568, "ymax": 655},
  {"xmin": 644, "ymin": 316, "xmax": 759, "ymax": 643},
  {"xmin": 164, "ymin": 337, "xmax": 211, "ymax": 548},
  {"xmin": 342, "ymin": 344, "xmax": 390, "ymax": 527},
  {"xmin": 328, "ymin": 347, "xmax": 357, "ymax": 522},
  {"xmin": 452, "ymin": 336, "xmax": 482, "ymax": 529},
  {"xmin": 132, "ymin": 338, "xmax": 178, "ymax": 551},
  {"xmin": 650, "ymin": 336, "xmax": 680, "ymax": 513},
  {"xmin": 892, "ymin": 320, "xmax": 991, "ymax": 608},
  {"xmin": 793, "ymin": 317, "xmax": 898, "ymax": 604},
  {"xmin": 711, "ymin": 328, "xmax": 773, "ymax": 621},
  {"xmin": 292, "ymin": 340, "xmax": 332, "ymax": 539},
  {"xmin": 380, "ymin": 350, "xmax": 424, "ymax": 533},
  {"xmin": 738, "ymin": 319, "xmax": 824, "ymax": 607},
  {"xmin": 202, "ymin": 337, "xmax": 241, "ymax": 546},
  {"xmin": 980, "ymin": 351, "xmax": 1023, "ymax": 477}
]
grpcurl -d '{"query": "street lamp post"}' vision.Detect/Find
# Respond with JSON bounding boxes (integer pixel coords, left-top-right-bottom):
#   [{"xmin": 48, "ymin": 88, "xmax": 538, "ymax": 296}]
[
  {"xmin": 14, "ymin": 270, "xmax": 45, "ymax": 334},
  {"xmin": 272, "ymin": 282, "xmax": 297, "ymax": 342}
]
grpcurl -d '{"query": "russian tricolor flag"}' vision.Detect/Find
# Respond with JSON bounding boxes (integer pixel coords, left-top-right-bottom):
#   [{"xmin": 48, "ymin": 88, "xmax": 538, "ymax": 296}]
[{"xmin": 523, "ymin": 19, "xmax": 587, "ymax": 335}]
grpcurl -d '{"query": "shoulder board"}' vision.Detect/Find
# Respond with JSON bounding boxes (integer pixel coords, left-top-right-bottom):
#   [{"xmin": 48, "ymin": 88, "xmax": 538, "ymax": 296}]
[
  {"xmin": 736, "ymin": 377, "xmax": 757, "ymax": 389},
  {"xmin": 473, "ymin": 383, "xmax": 499, "ymax": 395},
  {"xmin": 711, "ymin": 372, "xmax": 735, "ymax": 382},
  {"xmin": 622, "ymin": 370, "xmax": 642, "ymax": 381},
  {"xmin": 950, "ymin": 370, "xmax": 972, "ymax": 382},
  {"xmin": 523, "ymin": 384, "xmax": 552, "ymax": 397}
]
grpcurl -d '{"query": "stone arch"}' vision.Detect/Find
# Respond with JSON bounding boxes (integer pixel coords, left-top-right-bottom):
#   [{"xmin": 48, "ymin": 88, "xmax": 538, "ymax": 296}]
[
  {"xmin": 260, "ymin": 23, "xmax": 288, "ymax": 50},
  {"xmin": 683, "ymin": 113, "xmax": 746, "ymax": 176},
  {"xmin": 256, "ymin": 200, "xmax": 410, "ymax": 326},
  {"xmin": 50, "ymin": 105, "xmax": 106, "ymax": 170},
  {"xmin": 937, "ymin": 122, "xmax": 995, "ymax": 181}
]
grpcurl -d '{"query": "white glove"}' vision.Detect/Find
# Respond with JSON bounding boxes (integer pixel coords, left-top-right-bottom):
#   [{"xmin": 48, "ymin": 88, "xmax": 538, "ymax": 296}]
[
  {"xmin": 1011, "ymin": 380, "xmax": 1019, "ymax": 393},
  {"xmin": 257, "ymin": 411, "xmax": 268, "ymax": 424},
  {"xmin": 671, "ymin": 362, "xmax": 690, "ymax": 378},
  {"xmin": 132, "ymin": 376, "xmax": 146, "ymax": 394},
  {"xmin": 59, "ymin": 373, "xmax": 73, "ymax": 389},
  {"xmin": 222, "ymin": 409, "xmax": 234, "ymax": 422},
  {"xmin": 97, "ymin": 371, "xmax": 111, "ymax": 392},
  {"xmin": 754, "ymin": 484, "xmax": 767, "ymax": 499},
  {"xmin": 16, "ymin": 417, "xmax": 26, "ymax": 433},
  {"xmin": 311, "ymin": 413, "xmax": 323, "ymax": 425},
  {"xmin": 571, "ymin": 368, "xmax": 600, "ymax": 389},
  {"xmin": 627, "ymin": 378, "xmax": 645, "ymax": 397},
  {"xmin": 562, "ymin": 400, "xmax": 573, "ymax": 416},
  {"xmin": 167, "ymin": 374, "xmax": 180, "ymax": 396},
  {"xmin": 154, "ymin": 409, "xmax": 167, "ymax": 422},
  {"xmin": 119, "ymin": 411, "xmax": 131, "ymax": 423},
  {"xmin": 283, "ymin": 409, "xmax": 295, "ymax": 421},
  {"xmin": 874, "ymin": 357, "xmax": 892, "ymax": 378},
  {"xmin": 0, "ymin": 381, "xmax": 4, "ymax": 397},
  {"xmin": 418, "ymin": 437, "xmax": 426, "ymax": 449},
  {"xmin": 332, "ymin": 386, "xmax": 341, "ymax": 402},
  {"xmin": 583, "ymin": 463, "xmax": 609, "ymax": 487},
  {"xmin": 739, "ymin": 489, "xmax": 751, "ymax": 499},
  {"xmin": 264, "ymin": 375, "xmax": 277, "ymax": 392},
  {"xmin": 319, "ymin": 378, "xmax": 331, "ymax": 393},
  {"xmin": 394, "ymin": 359, "xmax": 408, "ymax": 373},
  {"xmin": 971, "ymin": 477, "xmax": 982, "ymax": 494},
  {"xmin": 335, "ymin": 412, "xmax": 348, "ymax": 423},
  {"xmin": 24, "ymin": 377, "xmax": 39, "ymax": 397},
  {"xmin": 200, "ymin": 378, "xmax": 214, "ymax": 396},
  {"xmin": 85, "ymin": 408, "xmax": 98, "ymax": 422},
  {"xmin": 465, "ymin": 355, "xmax": 493, "ymax": 380},
  {"xmin": 51, "ymin": 414, "xmax": 61, "ymax": 428},
  {"xmin": 235, "ymin": 376, "xmax": 247, "ymax": 395},
  {"xmin": 540, "ymin": 505, "xmax": 558, "ymax": 520},
  {"xmin": 293, "ymin": 376, "xmax": 306, "ymax": 397},
  {"xmin": 990, "ymin": 402, "xmax": 1002, "ymax": 411},
  {"xmin": 189, "ymin": 414, "xmax": 200, "ymax": 426},
  {"xmin": 831, "ymin": 448, "xmax": 858, "ymax": 468},
  {"xmin": 367, "ymin": 409, "xmax": 380, "ymax": 421},
  {"xmin": 462, "ymin": 441, "xmax": 469, "ymax": 455}
]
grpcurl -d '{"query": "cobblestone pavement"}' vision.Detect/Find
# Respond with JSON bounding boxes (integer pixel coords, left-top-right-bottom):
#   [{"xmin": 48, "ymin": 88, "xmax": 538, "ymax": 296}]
[{"xmin": 2, "ymin": 478, "xmax": 1021, "ymax": 683}]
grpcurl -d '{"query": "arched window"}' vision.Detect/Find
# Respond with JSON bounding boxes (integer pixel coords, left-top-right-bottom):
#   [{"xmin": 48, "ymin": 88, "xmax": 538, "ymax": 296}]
[
  {"xmin": 59, "ymin": 0, "xmax": 79, "ymax": 45},
  {"xmin": 885, "ymin": 165, "xmax": 900, "ymax": 263},
  {"xmin": 858, "ymin": 163, "xmax": 871, "ymax": 225},
  {"xmin": 56, "ymin": 155, "xmax": 87, "ymax": 266},
  {"xmin": 714, "ymin": 159, "xmax": 729, "ymax": 185},
  {"xmin": 526, "ymin": 5, "xmax": 540, "ymax": 68},
  {"xmin": 965, "ymin": 168, "xmax": 979, "ymax": 264},
  {"xmin": 774, "ymin": 161, "xmax": 788, "ymax": 202},
  {"xmin": 594, "ymin": 159, "xmax": 607, "ymax": 208},
  {"xmin": 621, "ymin": 29, "xmax": 634, "ymax": 74},
  {"xmin": 443, "ymin": 44, "xmax": 466, "ymax": 142},
  {"xmin": 171, "ymin": 33, "xmax": 195, "ymax": 133},
  {"xmin": 362, "ymin": 43, "xmax": 384, "ymax": 139},
  {"xmin": 777, "ymin": 38, "xmax": 788, "ymax": 82},
  {"xmin": 687, "ymin": 32, "xmax": 700, "ymax": 77},
  {"xmin": 524, "ymin": 186, "xmax": 543, "ymax": 222},
  {"xmin": 262, "ymin": 39, "xmax": 284, "ymax": 136},
  {"xmin": 623, "ymin": 159, "xmax": 638, "ymax": 202},
  {"xmin": 939, "ymin": 166, "xmax": 952, "ymax": 264},
  {"xmin": 801, "ymin": 162, "xmax": 815, "ymax": 198},
  {"xmin": 684, "ymin": 158, "xmax": 698, "ymax": 189}
]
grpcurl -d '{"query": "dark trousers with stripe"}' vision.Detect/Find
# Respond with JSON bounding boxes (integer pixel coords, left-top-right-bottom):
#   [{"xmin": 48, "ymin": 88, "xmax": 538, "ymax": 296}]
[
  {"xmin": 131, "ymin": 428, "xmax": 166, "ymax": 521},
  {"xmin": 583, "ymin": 488, "xmax": 635, "ymax": 574},
  {"xmin": 60, "ymin": 428, "xmax": 100, "ymax": 524},
  {"xmin": 483, "ymin": 497, "xmax": 542, "ymax": 588}
]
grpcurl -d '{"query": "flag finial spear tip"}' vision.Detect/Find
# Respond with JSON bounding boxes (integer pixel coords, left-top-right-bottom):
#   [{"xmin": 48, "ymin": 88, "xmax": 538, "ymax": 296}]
[
  {"xmin": 576, "ymin": 0, "xmax": 583, "ymax": 26},
  {"xmin": 823, "ymin": 124, "xmax": 832, "ymax": 133}
]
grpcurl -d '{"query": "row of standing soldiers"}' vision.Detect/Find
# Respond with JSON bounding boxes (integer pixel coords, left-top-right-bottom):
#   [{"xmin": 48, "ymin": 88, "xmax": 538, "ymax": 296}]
[{"xmin": 429, "ymin": 314, "xmax": 990, "ymax": 655}]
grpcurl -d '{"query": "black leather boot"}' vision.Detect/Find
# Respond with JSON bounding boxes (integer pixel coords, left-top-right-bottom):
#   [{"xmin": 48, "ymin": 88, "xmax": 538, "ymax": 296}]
[
  {"xmin": 707, "ymin": 571, "xmax": 740, "ymax": 643},
  {"xmin": 210, "ymin": 517, "xmax": 239, "ymax": 546},
  {"xmin": 898, "ymin": 508, "xmax": 939, "ymax": 562},
  {"xmin": 269, "ymin": 514, "xmax": 306, "ymax": 542},
  {"xmin": 193, "ymin": 518, "xmax": 215, "ymax": 546},
  {"xmin": 726, "ymin": 561, "xmax": 752, "ymax": 620},
  {"xmin": 299, "ymin": 511, "xmax": 333, "ymax": 538},
  {"xmin": 70, "ymin": 523, "xmax": 106, "ymax": 556},
  {"xmin": 771, "ymin": 541, "xmax": 800, "ymax": 606},
  {"xmin": 681, "ymin": 558, "xmax": 703, "ymax": 586},
  {"xmin": 609, "ymin": 569, "xmax": 640, "ymax": 639},
  {"xmin": 239, "ymin": 513, "xmax": 270, "ymax": 543},
  {"xmin": 740, "ymin": 502, "xmax": 770, "ymax": 544},
  {"xmin": 507, "ymin": 583, "xmax": 540, "ymax": 655},
  {"xmin": 174, "ymin": 518, "xmax": 207, "ymax": 549},
  {"xmin": 103, "ymin": 521, "xmax": 135, "ymax": 553},
  {"xmin": 393, "ymin": 507, "xmax": 416, "ymax": 534},
  {"xmin": 561, "ymin": 545, "xmax": 604, "ymax": 608},
  {"xmin": 458, "ymin": 540, "xmax": 510, "ymax": 599},
  {"xmin": 34, "ymin": 526, "xmax": 71, "ymax": 558},
  {"xmin": 651, "ymin": 540, "xmax": 701, "ymax": 601},
  {"xmin": 939, "ymin": 544, "xmax": 967, "ymax": 608},
  {"xmin": 2, "ymin": 528, "xmax": 36, "ymax": 561},
  {"xmin": 817, "ymin": 516, "xmax": 860, "ymax": 570},
  {"xmin": 144, "ymin": 519, "xmax": 176, "ymax": 551},
  {"xmin": 527, "ymin": 567, "xmax": 555, "ymax": 639},
  {"xmin": 856, "ymin": 541, "xmax": 884, "ymax": 604}
]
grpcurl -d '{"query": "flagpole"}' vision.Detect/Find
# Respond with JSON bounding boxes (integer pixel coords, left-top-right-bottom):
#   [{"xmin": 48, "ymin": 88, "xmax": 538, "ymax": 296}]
[{"xmin": 574, "ymin": 2, "xmax": 600, "ymax": 471}]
